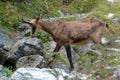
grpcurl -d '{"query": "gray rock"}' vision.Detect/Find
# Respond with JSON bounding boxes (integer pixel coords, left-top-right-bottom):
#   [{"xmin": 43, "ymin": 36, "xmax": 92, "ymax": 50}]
[
  {"xmin": 18, "ymin": 23, "xmax": 31, "ymax": 39},
  {"xmin": 101, "ymin": 37, "xmax": 109, "ymax": 44},
  {"xmin": 0, "ymin": 65, "xmax": 7, "ymax": 77},
  {"xmin": 16, "ymin": 55, "xmax": 47, "ymax": 68},
  {"xmin": 106, "ymin": 48, "xmax": 120, "ymax": 53},
  {"xmin": 113, "ymin": 68, "xmax": 120, "ymax": 80},
  {"xmin": 112, "ymin": 18, "xmax": 120, "ymax": 26},
  {"xmin": 0, "ymin": 46, "xmax": 10, "ymax": 65},
  {"xmin": 58, "ymin": 10, "xmax": 65, "ymax": 17},
  {"xmin": 0, "ymin": 29, "xmax": 13, "ymax": 46},
  {"xmin": 23, "ymin": 28, "xmax": 31, "ymax": 36},
  {"xmin": 43, "ymin": 13, "xmax": 88, "ymax": 22},
  {"xmin": 11, "ymin": 68, "xmax": 90, "ymax": 80},
  {"xmin": 107, "ymin": 0, "xmax": 114, "ymax": 4},
  {"xmin": 12, "ymin": 37, "xmax": 45, "ymax": 60},
  {"xmin": 78, "ymin": 43, "xmax": 102, "ymax": 56},
  {"xmin": 5, "ymin": 37, "xmax": 45, "ymax": 69},
  {"xmin": 105, "ymin": 13, "xmax": 115, "ymax": 19},
  {"xmin": 107, "ymin": 0, "xmax": 120, "ymax": 4},
  {"xmin": 11, "ymin": 68, "xmax": 68, "ymax": 80},
  {"xmin": 75, "ymin": 13, "xmax": 88, "ymax": 20},
  {"xmin": 0, "ymin": 65, "xmax": 11, "ymax": 80},
  {"xmin": 0, "ymin": 76, "xmax": 11, "ymax": 80},
  {"xmin": 115, "ymin": 37, "xmax": 120, "ymax": 45},
  {"xmin": 50, "ymin": 62, "xmax": 70, "ymax": 73},
  {"xmin": 17, "ymin": 23, "xmax": 30, "ymax": 31}
]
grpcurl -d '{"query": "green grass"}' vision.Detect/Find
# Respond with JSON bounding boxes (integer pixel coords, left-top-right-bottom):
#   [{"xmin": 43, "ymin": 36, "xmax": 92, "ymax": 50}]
[
  {"xmin": 37, "ymin": 31, "xmax": 51, "ymax": 43},
  {"xmin": 3, "ymin": 67, "xmax": 13, "ymax": 77},
  {"xmin": 45, "ymin": 52, "xmax": 70, "ymax": 68},
  {"xmin": 88, "ymin": 0, "xmax": 120, "ymax": 35},
  {"xmin": 0, "ymin": 1, "xmax": 120, "ymax": 79},
  {"xmin": 0, "ymin": 0, "xmax": 120, "ymax": 38}
]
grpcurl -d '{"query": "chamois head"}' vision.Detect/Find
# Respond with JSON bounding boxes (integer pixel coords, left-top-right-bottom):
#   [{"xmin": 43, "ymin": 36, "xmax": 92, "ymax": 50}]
[{"xmin": 22, "ymin": 17, "xmax": 40, "ymax": 37}]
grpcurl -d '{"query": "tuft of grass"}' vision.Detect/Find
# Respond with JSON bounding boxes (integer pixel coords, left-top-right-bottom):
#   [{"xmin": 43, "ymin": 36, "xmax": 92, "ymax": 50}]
[
  {"xmin": 46, "ymin": 52, "xmax": 70, "ymax": 68},
  {"xmin": 37, "ymin": 31, "xmax": 51, "ymax": 43},
  {"xmin": 3, "ymin": 67, "xmax": 13, "ymax": 77}
]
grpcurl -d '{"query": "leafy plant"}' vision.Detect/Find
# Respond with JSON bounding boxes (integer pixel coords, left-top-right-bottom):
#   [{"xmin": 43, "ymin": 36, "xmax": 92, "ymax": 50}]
[
  {"xmin": 3, "ymin": 67, "xmax": 13, "ymax": 77},
  {"xmin": 37, "ymin": 31, "xmax": 51, "ymax": 43}
]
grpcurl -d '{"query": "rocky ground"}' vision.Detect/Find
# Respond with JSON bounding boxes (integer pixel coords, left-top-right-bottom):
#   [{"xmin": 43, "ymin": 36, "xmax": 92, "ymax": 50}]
[{"xmin": 0, "ymin": 6, "xmax": 120, "ymax": 80}]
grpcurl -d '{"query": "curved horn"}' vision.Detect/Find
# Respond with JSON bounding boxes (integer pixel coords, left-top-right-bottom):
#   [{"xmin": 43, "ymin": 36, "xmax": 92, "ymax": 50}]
[{"xmin": 22, "ymin": 19, "xmax": 33, "ymax": 25}]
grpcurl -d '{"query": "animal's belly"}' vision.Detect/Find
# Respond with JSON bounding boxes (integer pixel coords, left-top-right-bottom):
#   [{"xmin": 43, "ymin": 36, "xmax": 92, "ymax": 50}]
[{"xmin": 72, "ymin": 38, "xmax": 91, "ymax": 46}]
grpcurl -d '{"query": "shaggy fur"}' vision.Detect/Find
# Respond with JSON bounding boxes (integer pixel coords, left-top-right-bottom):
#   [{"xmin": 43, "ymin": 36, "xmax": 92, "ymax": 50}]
[{"xmin": 23, "ymin": 17, "xmax": 108, "ymax": 70}]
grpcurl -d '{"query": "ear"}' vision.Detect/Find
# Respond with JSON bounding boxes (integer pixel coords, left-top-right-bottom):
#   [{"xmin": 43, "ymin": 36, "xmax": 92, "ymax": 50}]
[{"xmin": 22, "ymin": 18, "xmax": 33, "ymax": 25}]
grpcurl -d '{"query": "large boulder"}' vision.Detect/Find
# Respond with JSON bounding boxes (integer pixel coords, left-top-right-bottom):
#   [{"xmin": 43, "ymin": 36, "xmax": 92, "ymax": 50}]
[
  {"xmin": 16, "ymin": 55, "xmax": 47, "ymax": 68},
  {"xmin": 5, "ymin": 37, "xmax": 45, "ymax": 69},
  {"xmin": 11, "ymin": 68, "xmax": 90, "ymax": 80},
  {"xmin": 11, "ymin": 68, "xmax": 68, "ymax": 80},
  {"xmin": 11, "ymin": 37, "xmax": 45, "ymax": 60}
]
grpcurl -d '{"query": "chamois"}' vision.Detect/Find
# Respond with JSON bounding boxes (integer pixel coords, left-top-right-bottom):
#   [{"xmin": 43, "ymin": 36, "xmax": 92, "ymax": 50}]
[{"xmin": 22, "ymin": 17, "xmax": 108, "ymax": 70}]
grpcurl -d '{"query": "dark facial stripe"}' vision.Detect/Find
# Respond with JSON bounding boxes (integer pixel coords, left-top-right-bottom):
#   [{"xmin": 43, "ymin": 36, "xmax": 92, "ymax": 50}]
[
  {"xmin": 31, "ymin": 18, "xmax": 39, "ymax": 35},
  {"xmin": 32, "ymin": 25, "xmax": 37, "ymax": 34}
]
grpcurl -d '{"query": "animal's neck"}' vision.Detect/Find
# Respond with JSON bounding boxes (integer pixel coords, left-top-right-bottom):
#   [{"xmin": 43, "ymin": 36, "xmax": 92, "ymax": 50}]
[{"xmin": 39, "ymin": 20, "xmax": 56, "ymax": 35}]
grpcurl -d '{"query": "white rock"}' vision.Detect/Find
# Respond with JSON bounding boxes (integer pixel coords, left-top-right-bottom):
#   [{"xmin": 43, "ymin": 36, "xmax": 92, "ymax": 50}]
[
  {"xmin": 58, "ymin": 10, "xmax": 65, "ymax": 17},
  {"xmin": 107, "ymin": 0, "xmax": 114, "ymax": 3},
  {"xmin": 11, "ymin": 68, "xmax": 68, "ymax": 80},
  {"xmin": 106, "ymin": 13, "xmax": 115, "ymax": 19},
  {"xmin": 113, "ymin": 68, "xmax": 120, "ymax": 79},
  {"xmin": 101, "ymin": 37, "xmax": 109, "ymax": 44},
  {"xmin": 11, "ymin": 68, "xmax": 89, "ymax": 80}
]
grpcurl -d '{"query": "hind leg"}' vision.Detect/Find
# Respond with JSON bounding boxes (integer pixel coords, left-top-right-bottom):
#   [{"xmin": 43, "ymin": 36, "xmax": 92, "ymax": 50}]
[{"xmin": 64, "ymin": 44, "xmax": 74, "ymax": 70}]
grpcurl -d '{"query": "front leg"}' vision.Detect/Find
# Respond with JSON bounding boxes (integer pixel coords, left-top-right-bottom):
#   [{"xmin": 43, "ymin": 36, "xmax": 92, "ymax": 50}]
[
  {"xmin": 64, "ymin": 44, "xmax": 74, "ymax": 70},
  {"xmin": 48, "ymin": 43, "xmax": 62, "ymax": 67},
  {"xmin": 53, "ymin": 43, "xmax": 62, "ymax": 52}
]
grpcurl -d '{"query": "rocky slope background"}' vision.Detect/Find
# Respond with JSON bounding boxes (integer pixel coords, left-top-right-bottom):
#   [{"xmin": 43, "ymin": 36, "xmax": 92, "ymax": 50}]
[{"xmin": 0, "ymin": 0, "xmax": 120, "ymax": 80}]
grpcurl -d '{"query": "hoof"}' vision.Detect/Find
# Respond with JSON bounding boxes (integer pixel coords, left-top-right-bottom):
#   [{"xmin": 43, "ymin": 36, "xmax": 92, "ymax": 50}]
[{"xmin": 70, "ymin": 68, "xmax": 74, "ymax": 72}]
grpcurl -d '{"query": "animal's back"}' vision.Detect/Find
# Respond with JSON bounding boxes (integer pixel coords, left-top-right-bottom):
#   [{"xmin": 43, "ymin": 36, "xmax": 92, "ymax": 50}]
[{"xmin": 53, "ymin": 20, "xmax": 92, "ymax": 44}]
